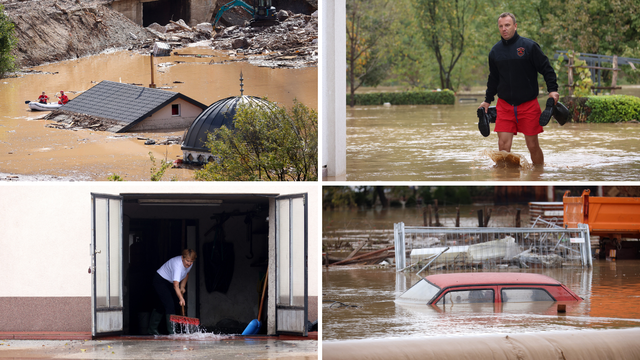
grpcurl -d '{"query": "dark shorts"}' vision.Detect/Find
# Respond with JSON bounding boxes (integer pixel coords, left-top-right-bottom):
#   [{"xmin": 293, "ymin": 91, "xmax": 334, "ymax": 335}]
[{"xmin": 494, "ymin": 98, "xmax": 543, "ymax": 136}]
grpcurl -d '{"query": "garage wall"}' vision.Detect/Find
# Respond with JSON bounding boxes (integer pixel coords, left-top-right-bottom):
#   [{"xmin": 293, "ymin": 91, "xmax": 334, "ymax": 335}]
[{"xmin": 0, "ymin": 183, "xmax": 319, "ymax": 334}]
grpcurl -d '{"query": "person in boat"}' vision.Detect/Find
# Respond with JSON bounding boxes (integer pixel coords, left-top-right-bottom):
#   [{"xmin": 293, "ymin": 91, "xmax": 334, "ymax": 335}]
[
  {"xmin": 38, "ymin": 92, "xmax": 49, "ymax": 104},
  {"xmin": 148, "ymin": 249, "xmax": 197, "ymax": 335},
  {"xmin": 477, "ymin": 12, "xmax": 559, "ymax": 166},
  {"xmin": 56, "ymin": 91, "xmax": 69, "ymax": 105}
]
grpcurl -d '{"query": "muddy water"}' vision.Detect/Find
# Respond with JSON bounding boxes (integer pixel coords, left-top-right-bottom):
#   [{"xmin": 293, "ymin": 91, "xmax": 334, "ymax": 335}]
[
  {"xmin": 0, "ymin": 45, "xmax": 317, "ymax": 180},
  {"xmin": 322, "ymin": 260, "xmax": 640, "ymax": 341},
  {"xmin": 347, "ymin": 88, "xmax": 640, "ymax": 181}
]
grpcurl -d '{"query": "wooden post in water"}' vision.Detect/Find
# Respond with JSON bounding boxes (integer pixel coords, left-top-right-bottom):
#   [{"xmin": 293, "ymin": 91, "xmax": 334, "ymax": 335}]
[
  {"xmin": 455, "ymin": 207, "xmax": 460, "ymax": 228},
  {"xmin": 611, "ymin": 55, "xmax": 618, "ymax": 95},
  {"xmin": 428, "ymin": 205, "xmax": 432, "ymax": 226},
  {"xmin": 423, "ymin": 207, "xmax": 427, "ymax": 226},
  {"xmin": 435, "ymin": 200, "xmax": 441, "ymax": 226},
  {"xmin": 515, "ymin": 209, "xmax": 521, "ymax": 228},
  {"xmin": 484, "ymin": 207, "xmax": 492, "ymax": 227},
  {"xmin": 477, "ymin": 209, "xmax": 484, "ymax": 228},
  {"xmin": 149, "ymin": 53, "xmax": 157, "ymax": 88}
]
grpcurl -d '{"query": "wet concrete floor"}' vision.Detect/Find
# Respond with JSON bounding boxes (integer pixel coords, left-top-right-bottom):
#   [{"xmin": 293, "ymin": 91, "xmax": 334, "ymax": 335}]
[
  {"xmin": 346, "ymin": 87, "xmax": 640, "ymax": 181},
  {"xmin": 323, "ymin": 260, "xmax": 640, "ymax": 341},
  {"xmin": 0, "ymin": 44, "xmax": 317, "ymax": 181},
  {"xmin": 0, "ymin": 337, "xmax": 318, "ymax": 359}
]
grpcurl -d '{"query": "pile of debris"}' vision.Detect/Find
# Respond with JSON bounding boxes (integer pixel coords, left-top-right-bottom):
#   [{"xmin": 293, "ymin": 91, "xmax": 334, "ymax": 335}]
[
  {"xmin": 43, "ymin": 110, "xmax": 119, "ymax": 132},
  {"xmin": 146, "ymin": 19, "xmax": 214, "ymax": 46},
  {"xmin": 211, "ymin": 10, "xmax": 318, "ymax": 68}
]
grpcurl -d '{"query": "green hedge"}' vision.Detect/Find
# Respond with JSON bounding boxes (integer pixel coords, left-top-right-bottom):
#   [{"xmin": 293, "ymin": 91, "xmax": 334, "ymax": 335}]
[
  {"xmin": 561, "ymin": 95, "xmax": 640, "ymax": 123},
  {"xmin": 347, "ymin": 89, "xmax": 456, "ymax": 106},
  {"xmin": 585, "ymin": 95, "xmax": 640, "ymax": 123}
]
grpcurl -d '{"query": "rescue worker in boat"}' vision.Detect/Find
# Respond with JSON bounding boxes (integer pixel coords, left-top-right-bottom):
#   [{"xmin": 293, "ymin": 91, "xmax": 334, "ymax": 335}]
[
  {"xmin": 38, "ymin": 92, "xmax": 49, "ymax": 104},
  {"xmin": 477, "ymin": 12, "xmax": 559, "ymax": 166},
  {"xmin": 148, "ymin": 249, "xmax": 197, "ymax": 335},
  {"xmin": 56, "ymin": 90, "xmax": 69, "ymax": 105}
]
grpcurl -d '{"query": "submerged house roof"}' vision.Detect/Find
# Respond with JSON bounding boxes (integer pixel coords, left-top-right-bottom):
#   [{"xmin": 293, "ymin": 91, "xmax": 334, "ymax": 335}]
[{"xmin": 60, "ymin": 80, "xmax": 207, "ymax": 133}]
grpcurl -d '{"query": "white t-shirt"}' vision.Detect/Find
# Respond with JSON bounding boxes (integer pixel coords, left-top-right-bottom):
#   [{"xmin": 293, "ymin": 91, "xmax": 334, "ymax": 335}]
[{"xmin": 157, "ymin": 256, "xmax": 193, "ymax": 283}]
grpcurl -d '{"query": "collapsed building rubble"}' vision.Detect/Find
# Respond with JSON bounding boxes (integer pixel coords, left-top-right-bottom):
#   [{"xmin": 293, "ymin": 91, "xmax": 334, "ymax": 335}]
[{"xmin": 210, "ymin": 11, "xmax": 318, "ymax": 68}]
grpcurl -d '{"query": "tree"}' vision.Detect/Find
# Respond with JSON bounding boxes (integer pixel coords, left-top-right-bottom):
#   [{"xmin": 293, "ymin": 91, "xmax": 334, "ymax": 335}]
[
  {"xmin": 194, "ymin": 100, "xmax": 317, "ymax": 181},
  {"xmin": 0, "ymin": 4, "xmax": 18, "ymax": 78},
  {"xmin": 542, "ymin": 0, "xmax": 640, "ymax": 56},
  {"xmin": 346, "ymin": 0, "xmax": 394, "ymax": 106},
  {"xmin": 413, "ymin": 0, "xmax": 478, "ymax": 90}
]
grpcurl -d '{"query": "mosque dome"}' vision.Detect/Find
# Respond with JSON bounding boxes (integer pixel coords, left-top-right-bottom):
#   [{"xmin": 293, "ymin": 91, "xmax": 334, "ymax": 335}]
[{"xmin": 181, "ymin": 75, "xmax": 275, "ymax": 165}]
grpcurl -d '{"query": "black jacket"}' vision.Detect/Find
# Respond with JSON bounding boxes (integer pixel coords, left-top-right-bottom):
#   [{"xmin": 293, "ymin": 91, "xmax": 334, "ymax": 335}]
[{"xmin": 484, "ymin": 32, "xmax": 558, "ymax": 106}]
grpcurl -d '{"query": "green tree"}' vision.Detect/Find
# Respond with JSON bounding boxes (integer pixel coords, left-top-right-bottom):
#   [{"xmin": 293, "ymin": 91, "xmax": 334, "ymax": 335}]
[
  {"xmin": 194, "ymin": 100, "xmax": 317, "ymax": 181},
  {"xmin": 347, "ymin": 0, "xmax": 394, "ymax": 106},
  {"xmin": 0, "ymin": 4, "xmax": 18, "ymax": 78},
  {"xmin": 542, "ymin": 0, "xmax": 640, "ymax": 56},
  {"xmin": 413, "ymin": 0, "xmax": 478, "ymax": 90}
]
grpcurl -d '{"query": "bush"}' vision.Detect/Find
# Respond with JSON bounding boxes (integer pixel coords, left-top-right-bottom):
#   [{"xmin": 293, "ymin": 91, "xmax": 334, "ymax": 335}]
[
  {"xmin": 347, "ymin": 89, "xmax": 456, "ymax": 105},
  {"xmin": 560, "ymin": 95, "xmax": 640, "ymax": 123},
  {"xmin": 585, "ymin": 95, "xmax": 640, "ymax": 123}
]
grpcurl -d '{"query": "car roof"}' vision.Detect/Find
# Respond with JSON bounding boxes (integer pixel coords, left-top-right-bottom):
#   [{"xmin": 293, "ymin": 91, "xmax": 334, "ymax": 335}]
[{"xmin": 425, "ymin": 272, "xmax": 562, "ymax": 288}]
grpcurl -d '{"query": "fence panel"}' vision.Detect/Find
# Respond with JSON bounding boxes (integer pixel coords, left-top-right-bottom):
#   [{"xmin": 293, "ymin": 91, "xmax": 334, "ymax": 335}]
[{"xmin": 394, "ymin": 223, "xmax": 591, "ymax": 272}]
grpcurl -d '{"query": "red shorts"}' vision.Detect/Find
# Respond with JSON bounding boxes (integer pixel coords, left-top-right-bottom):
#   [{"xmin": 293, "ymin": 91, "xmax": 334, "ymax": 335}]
[{"xmin": 494, "ymin": 98, "xmax": 543, "ymax": 136}]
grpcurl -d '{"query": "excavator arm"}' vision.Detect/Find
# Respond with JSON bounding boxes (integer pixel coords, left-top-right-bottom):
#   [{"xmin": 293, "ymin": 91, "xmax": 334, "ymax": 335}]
[{"xmin": 213, "ymin": 0, "xmax": 255, "ymax": 26}]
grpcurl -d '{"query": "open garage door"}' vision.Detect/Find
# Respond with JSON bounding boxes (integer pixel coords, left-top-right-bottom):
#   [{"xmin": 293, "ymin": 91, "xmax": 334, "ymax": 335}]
[
  {"xmin": 91, "ymin": 193, "xmax": 124, "ymax": 337},
  {"xmin": 275, "ymin": 194, "xmax": 308, "ymax": 336}
]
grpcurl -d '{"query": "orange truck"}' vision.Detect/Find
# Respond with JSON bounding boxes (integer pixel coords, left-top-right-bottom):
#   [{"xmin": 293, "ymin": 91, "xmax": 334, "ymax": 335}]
[{"xmin": 563, "ymin": 190, "xmax": 640, "ymax": 259}]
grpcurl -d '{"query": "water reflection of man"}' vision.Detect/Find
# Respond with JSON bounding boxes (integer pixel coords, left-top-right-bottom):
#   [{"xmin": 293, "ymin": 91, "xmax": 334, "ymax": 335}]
[{"xmin": 478, "ymin": 12, "xmax": 559, "ymax": 166}]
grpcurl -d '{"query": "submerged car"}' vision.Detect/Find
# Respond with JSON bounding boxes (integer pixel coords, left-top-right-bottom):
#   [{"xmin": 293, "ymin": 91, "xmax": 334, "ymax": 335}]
[{"xmin": 397, "ymin": 272, "xmax": 582, "ymax": 305}]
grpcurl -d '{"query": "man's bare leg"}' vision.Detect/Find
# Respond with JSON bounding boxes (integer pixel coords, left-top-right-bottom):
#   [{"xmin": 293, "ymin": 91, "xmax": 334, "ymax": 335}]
[
  {"xmin": 497, "ymin": 132, "xmax": 514, "ymax": 152},
  {"xmin": 525, "ymin": 134, "xmax": 544, "ymax": 165}
]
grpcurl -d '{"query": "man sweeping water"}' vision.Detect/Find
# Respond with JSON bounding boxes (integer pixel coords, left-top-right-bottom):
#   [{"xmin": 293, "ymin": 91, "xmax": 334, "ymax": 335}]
[{"xmin": 477, "ymin": 12, "xmax": 559, "ymax": 166}]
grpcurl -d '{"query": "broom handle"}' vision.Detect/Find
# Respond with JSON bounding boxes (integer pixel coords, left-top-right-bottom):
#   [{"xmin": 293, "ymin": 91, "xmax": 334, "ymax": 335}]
[
  {"xmin": 257, "ymin": 267, "xmax": 268, "ymax": 321},
  {"xmin": 181, "ymin": 305, "xmax": 185, "ymax": 316}
]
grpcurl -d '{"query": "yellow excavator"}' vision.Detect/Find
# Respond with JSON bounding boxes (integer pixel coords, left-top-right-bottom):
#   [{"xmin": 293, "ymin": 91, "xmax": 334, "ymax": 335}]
[{"xmin": 213, "ymin": 0, "xmax": 278, "ymax": 27}]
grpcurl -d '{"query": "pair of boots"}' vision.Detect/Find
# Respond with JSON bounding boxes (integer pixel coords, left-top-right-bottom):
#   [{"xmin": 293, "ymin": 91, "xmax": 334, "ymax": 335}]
[{"xmin": 147, "ymin": 309, "xmax": 175, "ymax": 335}]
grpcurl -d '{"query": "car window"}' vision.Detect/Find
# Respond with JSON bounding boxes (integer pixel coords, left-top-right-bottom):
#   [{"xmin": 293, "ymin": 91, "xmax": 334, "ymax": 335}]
[
  {"xmin": 501, "ymin": 288, "xmax": 554, "ymax": 302},
  {"xmin": 397, "ymin": 279, "xmax": 441, "ymax": 304},
  {"xmin": 435, "ymin": 289, "xmax": 494, "ymax": 305}
]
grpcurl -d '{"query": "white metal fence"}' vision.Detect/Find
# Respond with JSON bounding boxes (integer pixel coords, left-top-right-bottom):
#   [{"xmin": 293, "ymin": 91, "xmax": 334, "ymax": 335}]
[{"xmin": 394, "ymin": 223, "xmax": 592, "ymax": 272}]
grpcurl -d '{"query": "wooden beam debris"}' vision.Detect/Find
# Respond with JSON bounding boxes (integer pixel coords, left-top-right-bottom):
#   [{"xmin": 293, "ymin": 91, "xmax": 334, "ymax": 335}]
[{"xmin": 329, "ymin": 246, "xmax": 394, "ymax": 266}]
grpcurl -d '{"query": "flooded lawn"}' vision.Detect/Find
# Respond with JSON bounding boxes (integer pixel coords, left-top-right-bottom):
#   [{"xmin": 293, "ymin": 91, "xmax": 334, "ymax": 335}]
[
  {"xmin": 346, "ymin": 89, "xmax": 640, "ymax": 181},
  {"xmin": 322, "ymin": 260, "xmax": 640, "ymax": 341},
  {"xmin": 0, "ymin": 45, "xmax": 317, "ymax": 180}
]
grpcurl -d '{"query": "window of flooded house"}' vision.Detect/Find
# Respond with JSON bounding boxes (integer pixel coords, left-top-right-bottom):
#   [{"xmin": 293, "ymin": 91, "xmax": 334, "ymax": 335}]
[{"xmin": 172, "ymin": 104, "xmax": 180, "ymax": 116}]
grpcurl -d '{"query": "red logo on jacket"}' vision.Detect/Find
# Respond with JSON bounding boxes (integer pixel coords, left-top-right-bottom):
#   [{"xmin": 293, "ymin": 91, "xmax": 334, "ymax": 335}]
[{"xmin": 517, "ymin": 47, "xmax": 525, "ymax": 57}]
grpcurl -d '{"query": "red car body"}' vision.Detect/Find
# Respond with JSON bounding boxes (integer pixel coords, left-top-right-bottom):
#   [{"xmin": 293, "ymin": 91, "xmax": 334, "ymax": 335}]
[{"xmin": 399, "ymin": 272, "xmax": 582, "ymax": 305}]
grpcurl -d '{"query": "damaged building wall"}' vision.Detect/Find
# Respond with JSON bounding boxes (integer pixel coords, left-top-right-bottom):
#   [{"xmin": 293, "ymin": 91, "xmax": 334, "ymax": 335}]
[{"xmin": 127, "ymin": 98, "xmax": 204, "ymax": 132}]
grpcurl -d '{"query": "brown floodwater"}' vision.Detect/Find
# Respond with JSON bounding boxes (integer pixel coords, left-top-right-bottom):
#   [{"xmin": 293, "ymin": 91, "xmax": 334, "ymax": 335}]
[
  {"xmin": 323, "ymin": 205, "xmax": 640, "ymax": 340},
  {"xmin": 346, "ymin": 88, "xmax": 640, "ymax": 181},
  {"xmin": 322, "ymin": 260, "xmax": 640, "ymax": 341},
  {"xmin": 0, "ymin": 44, "xmax": 317, "ymax": 180}
]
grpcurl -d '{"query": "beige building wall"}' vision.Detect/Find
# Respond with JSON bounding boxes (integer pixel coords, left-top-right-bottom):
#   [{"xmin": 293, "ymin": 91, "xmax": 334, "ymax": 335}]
[{"xmin": 128, "ymin": 98, "xmax": 204, "ymax": 131}]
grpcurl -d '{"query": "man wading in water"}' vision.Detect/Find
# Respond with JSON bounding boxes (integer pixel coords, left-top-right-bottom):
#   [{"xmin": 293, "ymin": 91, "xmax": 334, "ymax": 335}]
[{"xmin": 478, "ymin": 12, "xmax": 559, "ymax": 165}]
